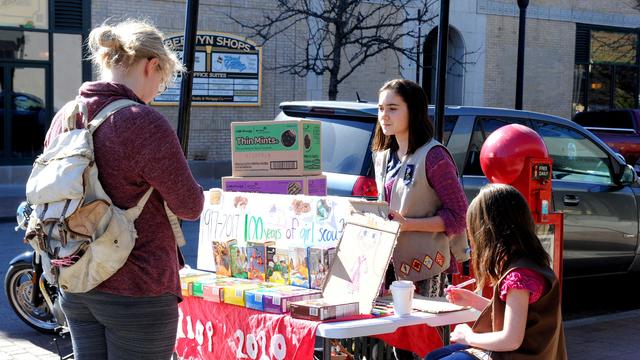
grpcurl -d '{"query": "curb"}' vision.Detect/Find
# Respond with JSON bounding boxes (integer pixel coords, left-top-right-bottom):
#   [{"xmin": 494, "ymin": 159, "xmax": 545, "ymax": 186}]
[{"xmin": 563, "ymin": 309, "xmax": 640, "ymax": 329}]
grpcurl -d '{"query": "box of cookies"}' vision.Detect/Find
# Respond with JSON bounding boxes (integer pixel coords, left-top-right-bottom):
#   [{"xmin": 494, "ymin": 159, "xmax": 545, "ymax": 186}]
[
  {"xmin": 230, "ymin": 120, "xmax": 321, "ymax": 177},
  {"xmin": 222, "ymin": 175, "xmax": 326, "ymax": 196}
]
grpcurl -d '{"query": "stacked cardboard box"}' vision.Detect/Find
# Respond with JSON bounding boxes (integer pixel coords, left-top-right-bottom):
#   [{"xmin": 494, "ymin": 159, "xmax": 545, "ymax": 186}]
[{"xmin": 225, "ymin": 120, "xmax": 326, "ymax": 196}]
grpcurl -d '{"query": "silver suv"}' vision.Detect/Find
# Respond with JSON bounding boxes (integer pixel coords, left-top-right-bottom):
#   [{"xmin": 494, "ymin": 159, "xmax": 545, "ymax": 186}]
[{"xmin": 276, "ymin": 101, "xmax": 640, "ymax": 278}]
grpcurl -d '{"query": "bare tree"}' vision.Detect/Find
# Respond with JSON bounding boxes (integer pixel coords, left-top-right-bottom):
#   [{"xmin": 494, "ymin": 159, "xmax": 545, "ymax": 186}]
[{"xmin": 231, "ymin": 0, "xmax": 437, "ymax": 100}]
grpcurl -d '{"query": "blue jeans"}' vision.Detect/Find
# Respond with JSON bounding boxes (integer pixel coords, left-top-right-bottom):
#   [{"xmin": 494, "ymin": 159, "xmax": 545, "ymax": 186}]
[
  {"xmin": 426, "ymin": 344, "xmax": 476, "ymax": 360},
  {"xmin": 59, "ymin": 290, "xmax": 179, "ymax": 360}
]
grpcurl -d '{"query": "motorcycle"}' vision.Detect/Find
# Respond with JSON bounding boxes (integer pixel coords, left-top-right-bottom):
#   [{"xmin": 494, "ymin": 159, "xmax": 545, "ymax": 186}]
[{"xmin": 4, "ymin": 201, "xmax": 67, "ymax": 334}]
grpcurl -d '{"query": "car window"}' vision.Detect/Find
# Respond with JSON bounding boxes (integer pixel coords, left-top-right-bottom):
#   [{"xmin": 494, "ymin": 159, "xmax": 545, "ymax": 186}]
[
  {"xmin": 573, "ymin": 110, "xmax": 635, "ymax": 131},
  {"xmin": 320, "ymin": 118, "xmax": 375, "ymax": 175},
  {"xmin": 444, "ymin": 115, "xmax": 458, "ymax": 146},
  {"xmin": 463, "ymin": 116, "xmax": 530, "ymax": 176},
  {"xmin": 532, "ymin": 121, "xmax": 613, "ymax": 184}
]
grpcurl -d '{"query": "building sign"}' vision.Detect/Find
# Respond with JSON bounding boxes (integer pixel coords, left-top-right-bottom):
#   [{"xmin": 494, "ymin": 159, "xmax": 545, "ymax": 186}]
[
  {"xmin": 154, "ymin": 33, "xmax": 262, "ymax": 106},
  {"xmin": 0, "ymin": 0, "xmax": 48, "ymax": 29}
]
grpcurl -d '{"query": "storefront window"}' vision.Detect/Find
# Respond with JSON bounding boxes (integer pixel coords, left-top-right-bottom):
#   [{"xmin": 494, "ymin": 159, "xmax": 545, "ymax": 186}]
[
  {"xmin": 572, "ymin": 65, "xmax": 587, "ymax": 114},
  {"xmin": 0, "ymin": 30, "xmax": 49, "ymax": 61},
  {"xmin": 573, "ymin": 26, "xmax": 640, "ymax": 113},
  {"xmin": 10, "ymin": 67, "xmax": 46, "ymax": 159},
  {"xmin": 0, "ymin": 0, "xmax": 48, "ymax": 29},
  {"xmin": 53, "ymin": 33, "xmax": 82, "ymax": 110},
  {"xmin": 588, "ymin": 64, "xmax": 612, "ymax": 111},
  {"xmin": 615, "ymin": 66, "xmax": 639, "ymax": 109},
  {"xmin": 590, "ymin": 30, "xmax": 637, "ymax": 65}
]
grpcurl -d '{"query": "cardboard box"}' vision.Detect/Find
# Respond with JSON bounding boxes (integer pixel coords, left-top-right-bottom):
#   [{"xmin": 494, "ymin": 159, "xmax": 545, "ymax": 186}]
[
  {"xmin": 179, "ymin": 268, "xmax": 215, "ymax": 297},
  {"xmin": 308, "ymin": 245, "xmax": 336, "ymax": 290},
  {"xmin": 190, "ymin": 274, "xmax": 225, "ymax": 298},
  {"xmin": 288, "ymin": 246, "xmax": 309, "ymax": 288},
  {"xmin": 245, "ymin": 285, "xmax": 321, "ymax": 313},
  {"xmin": 201, "ymin": 277, "xmax": 251, "ymax": 303},
  {"xmin": 212, "ymin": 239, "xmax": 236, "ymax": 276},
  {"xmin": 247, "ymin": 241, "xmax": 274, "ymax": 281},
  {"xmin": 266, "ymin": 246, "xmax": 291, "ymax": 284},
  {"xmin": 230, "ymin": 244, "xmax": 249, "ymax": 279},
  {"xmin": 222, "ymin": 175, "xmax": 327, "ymax": 196},
  {"xmin": 231, "ymin": 120, "xmax": 322, "ymax": 177},
  {"xmin": 289, "ymin": 298, "xmax": 359, "ymax": 321},
  {"xmin": 222, "ymin": 282, "xmax": 263, "ymax": 307}
]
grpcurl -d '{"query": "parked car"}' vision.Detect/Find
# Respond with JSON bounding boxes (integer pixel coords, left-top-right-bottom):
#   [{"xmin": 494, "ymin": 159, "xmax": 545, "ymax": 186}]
[
  {"xmin": 573, "ymin": 109, "xmax": 640, "ymax": 172},
  {"xmin": 276, "ymin": 101, "xmax": 640, "ymax": 278}
]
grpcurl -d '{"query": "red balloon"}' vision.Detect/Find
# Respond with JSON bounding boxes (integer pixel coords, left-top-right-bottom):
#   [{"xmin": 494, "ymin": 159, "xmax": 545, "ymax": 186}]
[{"xmin": 480, "ymin": 124, "xmax": 549, "ymax": 184}]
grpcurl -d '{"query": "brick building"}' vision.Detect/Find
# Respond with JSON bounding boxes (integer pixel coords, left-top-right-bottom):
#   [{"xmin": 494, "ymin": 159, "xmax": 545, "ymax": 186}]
[{"xmin": 0, "ymin": 0, "xmax": 638, "ymax": 173}]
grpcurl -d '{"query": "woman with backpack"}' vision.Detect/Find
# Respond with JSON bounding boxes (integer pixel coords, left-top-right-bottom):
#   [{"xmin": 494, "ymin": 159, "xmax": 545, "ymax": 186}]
[{"xmin": 43, "ymin": 19, "xmax": 204, "ymax": 360}]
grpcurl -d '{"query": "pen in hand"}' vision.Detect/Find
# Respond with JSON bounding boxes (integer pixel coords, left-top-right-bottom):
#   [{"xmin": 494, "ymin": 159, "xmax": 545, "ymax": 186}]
[{"xmin": 446, "ymin": 278, "xmax": 476, "ymax": 293}]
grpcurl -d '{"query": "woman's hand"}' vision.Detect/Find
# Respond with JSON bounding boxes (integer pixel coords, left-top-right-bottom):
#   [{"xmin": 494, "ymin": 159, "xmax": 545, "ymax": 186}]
[
  {"xmin": 387, "ymin": 211, "xmax": 447, "ymax": 233},
  {"xmin": 388, "ymin": 210, "xmax": 408, "ymax": 231},
  {"xmin": 445, "ymin": 287, "xmax": 476, "ymax": 307},
  {"xmin": 446, "ymin": 287, "xmax": 490, "ymax": 310},
  {"xmin": 450, "ymin": 323, "xmax": 473, "ymax": 345}
]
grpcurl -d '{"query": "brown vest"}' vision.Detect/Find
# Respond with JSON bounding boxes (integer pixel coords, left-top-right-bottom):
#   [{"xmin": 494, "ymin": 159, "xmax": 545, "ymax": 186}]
[
  {"xmin": 373, "ymin": 141, "xmax": 469, "ymax": 282},
  {"xmin": 472, "ymin": 258, "xmax": 567, "ymax": 360}
]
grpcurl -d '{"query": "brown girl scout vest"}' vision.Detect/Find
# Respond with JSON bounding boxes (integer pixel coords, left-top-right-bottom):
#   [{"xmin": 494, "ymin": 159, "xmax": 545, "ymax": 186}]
[
  {"xmin": 373, "ymin": 140, "xmax": 470, "ymax": 282},
  {"xmin": 471, "ymin": 258, "xmax": 567, "ymax": 360}
]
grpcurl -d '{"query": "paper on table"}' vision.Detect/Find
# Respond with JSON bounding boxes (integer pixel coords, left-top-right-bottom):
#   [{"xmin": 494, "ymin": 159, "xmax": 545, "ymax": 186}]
[{"xmin": 411, "ymin": 295, "xmax": 468, "ymax": 314}]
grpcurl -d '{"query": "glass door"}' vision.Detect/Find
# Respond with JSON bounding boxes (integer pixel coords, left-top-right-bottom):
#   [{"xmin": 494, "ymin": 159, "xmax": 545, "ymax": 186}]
[{"xmin": 0, "ymin": 64, "xmax": 48, "ymax": 163}]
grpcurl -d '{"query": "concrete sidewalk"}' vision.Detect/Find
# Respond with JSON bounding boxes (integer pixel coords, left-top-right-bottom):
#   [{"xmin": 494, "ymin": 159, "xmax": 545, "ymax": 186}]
[
  {"xmin": 1, "ymin": 310, "xmax": 639, "ymax": 359},
  {"xmin": 564, "ymin": 309, "xmax": 640, "ymax": 359}
]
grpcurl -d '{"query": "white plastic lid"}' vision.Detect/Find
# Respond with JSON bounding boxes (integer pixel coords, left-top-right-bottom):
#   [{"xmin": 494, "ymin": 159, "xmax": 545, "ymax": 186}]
[{"xmin": 390, "ymin": 280, "xmax": 415, "ymax": 289}]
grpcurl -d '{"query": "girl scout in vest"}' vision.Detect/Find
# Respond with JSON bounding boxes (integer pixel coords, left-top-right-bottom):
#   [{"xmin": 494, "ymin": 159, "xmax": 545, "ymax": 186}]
[
  {"xmin": 372, "ymin": 79, "xmax": 469, "ymax": 358},
  {"xmin": 373, "ymin": 79, "xmax": 469, "ymax": 295},
  {"xmin": 428, "ymin": 184, "xmax": 567, "ymax": 360}
]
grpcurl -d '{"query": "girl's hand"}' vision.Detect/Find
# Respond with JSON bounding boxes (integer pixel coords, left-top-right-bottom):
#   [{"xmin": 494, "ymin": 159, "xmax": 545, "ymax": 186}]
[
  {"xmin": 450, "ymin": 323, "xmax": 473, "ymax": 345},
  {"xmin": 388, "ymin": 210, "xmax": 408, "ymax": 230},
  {"xmin": 445, "ymin": 287, "xmax": 477, "ymax": 307}
]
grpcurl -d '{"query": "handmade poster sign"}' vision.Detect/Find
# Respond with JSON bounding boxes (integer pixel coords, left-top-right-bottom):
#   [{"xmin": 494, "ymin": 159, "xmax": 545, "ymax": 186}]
[
  {"xmin": 197, "ymin": 191, "xmax": 388, "ymax": 272},
  {"xmin": 321, "ymin": 213, "xmax": 400, "ymax": 314}
]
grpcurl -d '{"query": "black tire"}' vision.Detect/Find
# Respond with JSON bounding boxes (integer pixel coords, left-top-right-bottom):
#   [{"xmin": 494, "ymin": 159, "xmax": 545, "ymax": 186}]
[{"xmin": 4, "ymin": 262, "xmax": 59, "ymax": 334}]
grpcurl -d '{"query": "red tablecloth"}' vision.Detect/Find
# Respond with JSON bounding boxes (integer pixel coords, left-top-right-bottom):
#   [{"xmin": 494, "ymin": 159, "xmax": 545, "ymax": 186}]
[{"xmin": 175, "ymin": 297, "xmax": 443, "ymax": 359}]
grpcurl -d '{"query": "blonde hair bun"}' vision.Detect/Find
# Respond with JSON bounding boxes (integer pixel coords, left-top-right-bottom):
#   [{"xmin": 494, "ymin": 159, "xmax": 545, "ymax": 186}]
[
  {"xmin": 97, "ymin": 27, "xmax": 121, "ymax": 49},
  {"xmin": 88, "ymin": 19, "xmax": 184, "ymax": 87}
]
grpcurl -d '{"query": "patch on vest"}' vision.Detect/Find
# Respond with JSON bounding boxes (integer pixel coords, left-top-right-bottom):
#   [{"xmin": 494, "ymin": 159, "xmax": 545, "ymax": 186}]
[
  {"xmin": 403, "ymin": 164, "xmax": 415, "ymax": 185},
  {"xmin": 423, "ymin": 255, "xmax": 434, "ymax": 270},
  {"xmin": 399, "ymin": 262, "xmax": 411, "ymax": 276},
  {"xmin": 435, "ymin": 251, "xmax": 445, "ymax": 267},
  {"xmin": 411, "ymin": 259, "xmax": 422, "ymax": 272}
]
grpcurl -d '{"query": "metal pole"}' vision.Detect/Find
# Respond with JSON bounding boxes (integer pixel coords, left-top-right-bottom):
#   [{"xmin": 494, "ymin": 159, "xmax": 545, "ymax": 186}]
[
  {"xmin": 433, "ymin": 0, "xmax": 450, "ymax": 143},
  {"xmin": 177, "ymin": 0, "xmax": 200, "ymax": 156},
  {"xmin": 416, "ymin": 9, "xmax": 421, "ymax": 83},
  {"xmin": 515, "ymin": 0, "xmax": 529, "ymax": 110}
]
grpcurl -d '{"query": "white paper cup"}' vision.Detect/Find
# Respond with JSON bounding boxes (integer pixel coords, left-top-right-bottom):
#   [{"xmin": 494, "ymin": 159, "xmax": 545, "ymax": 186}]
[
  {"xmin": 390, "ymin": 280, "xmax": 415, "ymax": 316},
  {"xmin": 209, "ymin": 188, "xmax": 223, "ymax": 205}
]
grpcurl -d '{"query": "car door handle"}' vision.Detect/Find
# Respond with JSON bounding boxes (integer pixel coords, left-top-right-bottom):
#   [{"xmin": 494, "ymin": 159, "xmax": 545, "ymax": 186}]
[{"xmin": 563, "ymin": 195, "xmax": 580, "ymax": 206}]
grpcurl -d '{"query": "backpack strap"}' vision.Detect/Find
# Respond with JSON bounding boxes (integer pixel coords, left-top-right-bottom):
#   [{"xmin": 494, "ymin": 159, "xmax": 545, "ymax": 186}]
[
  {"xmin": 125, "ymin": 187, "xmax": 155, "ymax": 221},
  {"xmin": 61, "ymin": 99, "xmax": 89, "ymax": 132},
  {"xmin": 88, "ymin": 99, "xmax": 139, "ymax": 133}
]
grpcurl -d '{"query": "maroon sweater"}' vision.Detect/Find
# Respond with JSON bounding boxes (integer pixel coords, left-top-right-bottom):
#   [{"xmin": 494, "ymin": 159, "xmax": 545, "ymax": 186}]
[{"xmin": 44, "ymin": 81, "xmax": 204, "ymax": 298}]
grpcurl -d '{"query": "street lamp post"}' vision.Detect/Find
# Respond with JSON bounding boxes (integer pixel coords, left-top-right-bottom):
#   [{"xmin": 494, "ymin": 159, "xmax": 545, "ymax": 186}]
[
  {"xmin": 433, "ymin": 0, "xmax": 450, "ymax": 143},
  {"xmin": 515, "ymin": 0, "xmax": 529, "ymax": 110},
  {"xmin": 177, "ymin": 0, "xmax": 200, "ymax": 157}
]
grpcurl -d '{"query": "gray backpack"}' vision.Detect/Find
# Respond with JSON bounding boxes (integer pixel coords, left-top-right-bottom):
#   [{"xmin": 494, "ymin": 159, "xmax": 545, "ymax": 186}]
[{"xmin": 24, "ymin": 99, "xmax": 184, "ymax": 293}]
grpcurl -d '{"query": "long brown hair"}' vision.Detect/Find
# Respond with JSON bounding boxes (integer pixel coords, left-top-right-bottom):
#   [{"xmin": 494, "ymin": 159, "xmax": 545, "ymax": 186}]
[
  {"xmin": 371, "ymin": 79, "xmax": 433, "ymax": 155},
  {"xmin": 467, "ymin": 184, "xmax": 550, "ymax": 289}
]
